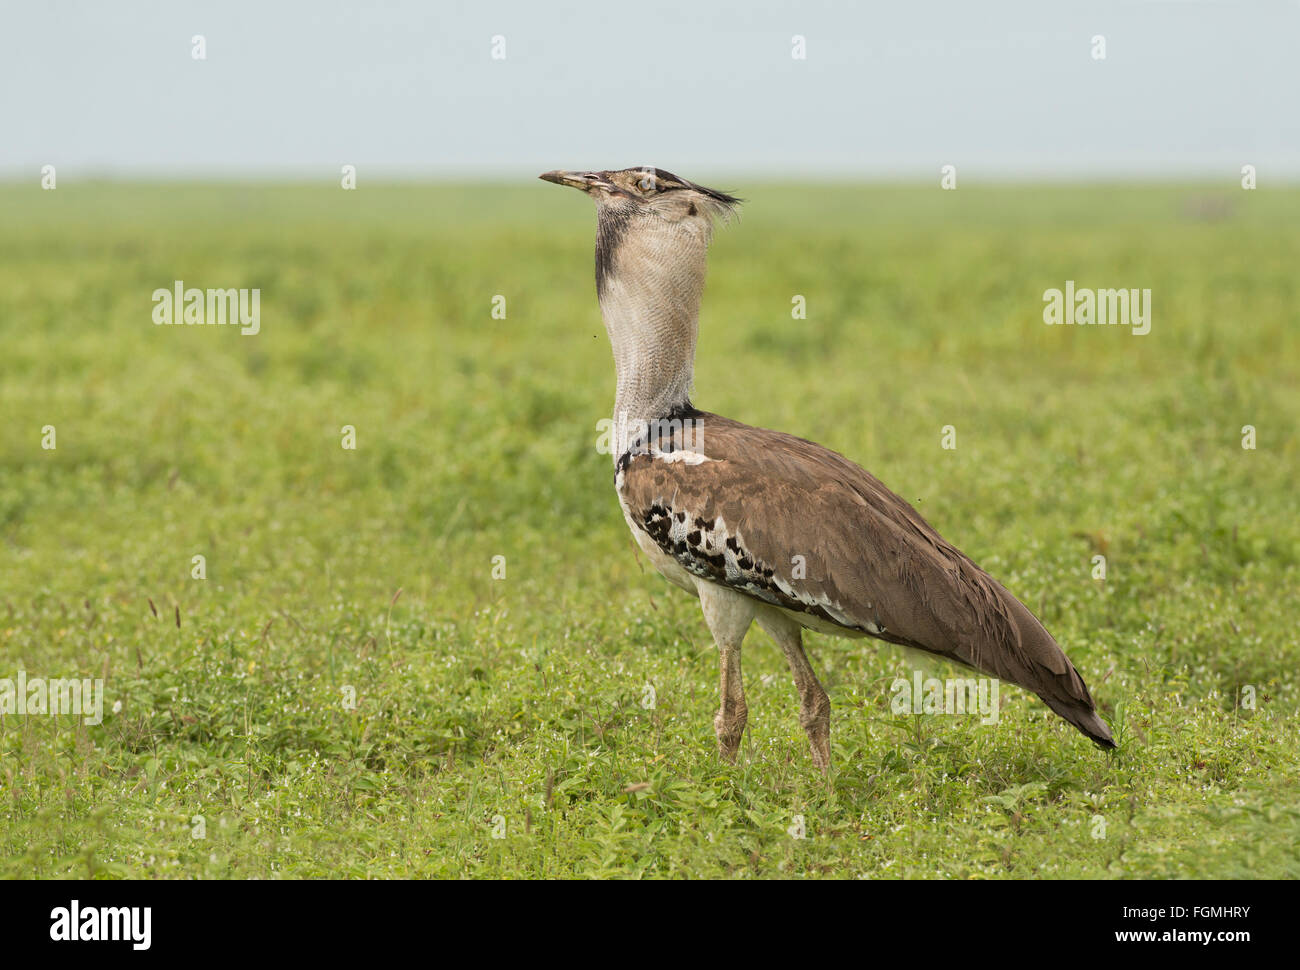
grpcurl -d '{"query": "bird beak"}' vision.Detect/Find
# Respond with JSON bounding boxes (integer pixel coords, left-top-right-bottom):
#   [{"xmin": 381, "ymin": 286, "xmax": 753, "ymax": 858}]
[{"xmin": 539, "ymin": 170, "xmax": 599, "ymax": 192}]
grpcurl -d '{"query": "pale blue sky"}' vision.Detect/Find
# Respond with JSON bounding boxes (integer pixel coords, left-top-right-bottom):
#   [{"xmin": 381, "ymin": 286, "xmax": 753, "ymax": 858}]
[{"xmin": 3, "ymin": 0, "xmax": 1297, "ymax": 180}]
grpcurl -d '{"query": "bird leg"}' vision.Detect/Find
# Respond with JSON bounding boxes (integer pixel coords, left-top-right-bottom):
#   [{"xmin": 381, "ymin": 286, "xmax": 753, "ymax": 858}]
[
  {"xmin": 697, "ymin": 584, "xmax": 756, "ymax": 763},
  {"xmin": 758, "ymin": 611, "xmax": 831, "ymax": 773}
]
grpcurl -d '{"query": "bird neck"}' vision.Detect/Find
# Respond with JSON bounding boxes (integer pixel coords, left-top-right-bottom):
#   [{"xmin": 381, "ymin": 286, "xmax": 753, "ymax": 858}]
[
  {"xmin": 606, "ymin": 328, "xmax": 696, "ymax": 426},
  {"xmin": 597, "ymin": 214, "xmax": 709, "ymax": 443}
]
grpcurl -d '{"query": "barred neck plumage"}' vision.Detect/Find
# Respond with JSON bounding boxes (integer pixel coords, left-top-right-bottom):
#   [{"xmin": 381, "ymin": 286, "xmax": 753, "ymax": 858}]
[{"xmin": 595, "ymin": 202, "xmax": 711, "ymax": 447}]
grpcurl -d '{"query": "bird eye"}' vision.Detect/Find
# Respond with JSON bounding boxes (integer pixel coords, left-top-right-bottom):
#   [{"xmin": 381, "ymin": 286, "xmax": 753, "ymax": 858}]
[{"xmin": 637, "ymin": 174, "xmax": 657, "ymax": 193}]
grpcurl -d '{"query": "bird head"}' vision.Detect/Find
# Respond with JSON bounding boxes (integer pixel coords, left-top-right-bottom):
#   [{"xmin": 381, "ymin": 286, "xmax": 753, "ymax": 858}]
[
  {"xmin": 539, "ymin": 166, "xmax": 740, "ymax": 225},
  {"xmin": 540, "ymin": 166, "xmax": 740, "ymax": 298}
]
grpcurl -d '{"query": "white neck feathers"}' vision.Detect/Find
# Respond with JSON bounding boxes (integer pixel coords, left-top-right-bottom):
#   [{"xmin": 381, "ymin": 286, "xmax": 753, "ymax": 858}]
[{"xmin": 597, "ymin": 210, "xmax": 711, "ymax": 434}]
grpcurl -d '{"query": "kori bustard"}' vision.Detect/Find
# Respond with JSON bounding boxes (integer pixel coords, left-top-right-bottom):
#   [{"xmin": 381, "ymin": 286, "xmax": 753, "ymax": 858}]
[{"xmin": 541, "ymin": 167, "xmax": 1115, "ymax": 771}]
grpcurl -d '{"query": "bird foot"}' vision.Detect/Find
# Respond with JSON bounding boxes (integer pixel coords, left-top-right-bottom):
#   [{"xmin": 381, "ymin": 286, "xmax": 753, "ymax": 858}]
[
  {"xmin": 714, "ymin": 707, "xmax": 747, "ymax": 763},
  {"xmin": 800, "ymin": 710, "xmax": 831, "ymax": 774}
]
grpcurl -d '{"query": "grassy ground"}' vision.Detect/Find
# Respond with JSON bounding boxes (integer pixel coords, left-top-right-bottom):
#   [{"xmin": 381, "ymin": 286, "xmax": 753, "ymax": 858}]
[{"xmin": 1, "ymin": 181, "xmax": 1297, "ymax": 878}]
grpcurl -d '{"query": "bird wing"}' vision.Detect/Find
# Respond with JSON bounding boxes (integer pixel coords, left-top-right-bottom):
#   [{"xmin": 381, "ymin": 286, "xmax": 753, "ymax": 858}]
[{"xmin": 617, "ymin": 411, "xmax": 1114, "ymax": 746}]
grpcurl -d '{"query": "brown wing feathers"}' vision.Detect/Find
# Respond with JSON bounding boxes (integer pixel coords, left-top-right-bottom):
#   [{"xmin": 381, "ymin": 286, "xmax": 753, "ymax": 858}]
[{"xmin": 620, "ymin": 412, "xmax": 1116, "ymax": 748}]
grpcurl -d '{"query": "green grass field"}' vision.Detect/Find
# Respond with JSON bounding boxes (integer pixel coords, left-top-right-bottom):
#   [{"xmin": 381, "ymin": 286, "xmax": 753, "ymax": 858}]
[{"xmin": 1, "ymin": 181, "xmax": 1297, "ymax": 878}]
